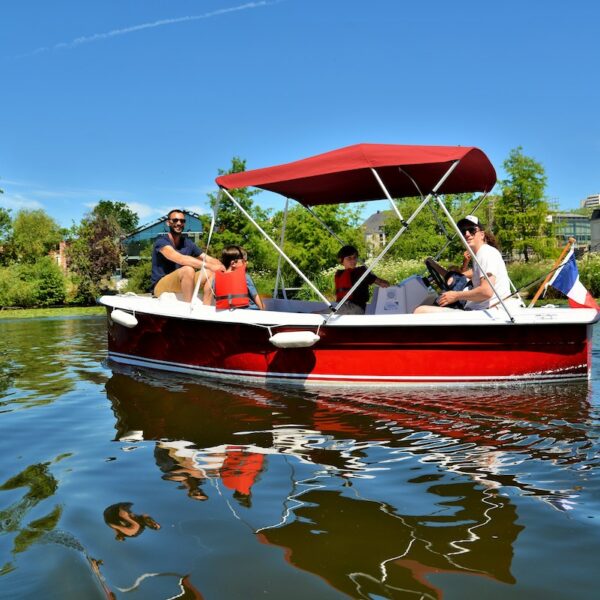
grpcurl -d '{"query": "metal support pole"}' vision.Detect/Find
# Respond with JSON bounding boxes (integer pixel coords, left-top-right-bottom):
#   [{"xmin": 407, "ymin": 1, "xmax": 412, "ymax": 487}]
[
  {"xmin": 220, "ymin": 188, "xmax": 333, "ymax": 308},
  {"xmin": 371, "ymin": 168, "xmax": 405, "ymax": 224},
  {"xmin": 333, "ymin": 161, "xmax": 462, "ymax": 315},
  {"xmin": 273, "ymin": 197, "xmax": 290, "ymax": 299},
  {"xmin": 434, "ymin": 195, "xmax": 515, "ymax": 322}
]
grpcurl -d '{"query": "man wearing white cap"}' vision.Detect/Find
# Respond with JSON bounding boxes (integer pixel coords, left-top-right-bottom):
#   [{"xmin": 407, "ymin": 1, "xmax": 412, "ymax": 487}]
[{"xmin": 416, "ymin": 215, "xmax": 511, "ymax": 312}]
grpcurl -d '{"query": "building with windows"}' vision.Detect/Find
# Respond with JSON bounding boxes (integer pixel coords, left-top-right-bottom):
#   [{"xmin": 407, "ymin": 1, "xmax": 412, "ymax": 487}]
[
  {"xmin": 122, "ymin": 211, "xmax": 204, "ymax": 263},
  {"xmin": 547, "ymin": 213, "xmax": 591, "ymax": 251},
  {"xmin": 362, "ymin": 210, "xmax": 392, "ymax": 255},
  {"xmin": 590, "ymin": 210, "xmax": 600, "ymax": 253},
  {"xmin": 581, "ymin": 194, "xmax": 600, "ymax": 209}
]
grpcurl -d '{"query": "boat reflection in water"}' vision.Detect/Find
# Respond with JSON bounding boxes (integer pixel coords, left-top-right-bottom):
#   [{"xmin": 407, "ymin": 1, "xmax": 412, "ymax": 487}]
[{"xmin": 106, "ymin": 369, "xmax": 594, "ymax": 599}]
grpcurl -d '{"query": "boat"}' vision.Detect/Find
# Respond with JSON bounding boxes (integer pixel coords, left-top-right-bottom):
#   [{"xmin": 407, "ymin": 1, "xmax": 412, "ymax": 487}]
[{"xmin": 98, "ymin": 143, "xmax": 599, "ymax": 386}]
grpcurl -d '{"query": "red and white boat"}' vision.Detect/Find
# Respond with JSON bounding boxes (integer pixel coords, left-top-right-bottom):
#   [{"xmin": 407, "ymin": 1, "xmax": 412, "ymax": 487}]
[{"xmin": 98, "ymin": 143, "xmax": 599, "ymax": 386}]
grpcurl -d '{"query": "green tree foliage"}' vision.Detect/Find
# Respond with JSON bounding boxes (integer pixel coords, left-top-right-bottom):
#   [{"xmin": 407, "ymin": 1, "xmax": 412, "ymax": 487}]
[
  {"xmin": 7, "ymin": 209, "xmax": 62, "ymax": 264},
  {"xmin": 67, "ymin": 212, "xmax": 122, "ymax": 303},
  {"xmin": 271, "ymin": 204, "xmax": 365, "ymax": 280},
  {"xmin": 383, "ymin": 194, "xmax": 481, "ymax": 262},
  {"xmin": 207, "ymin": 157, "xmax": 275, "ymax": 271},
  {"xmin": 0, "ymin": 258, "xmax": 66, "ymax": 308},
  {"xmin": 0, "ymin": 207, "xmax": 11, "ymax": 265},
  {"xmin": 495, "ymin": 147, "xmax": 553, "ymax": 262},
  {"xmin": 124, "ymin": 244, "xmax": 152, "ymax": 293},
  {"xmin": 92, "ymin": 200, "xmax": 139, "ymax": 233}
]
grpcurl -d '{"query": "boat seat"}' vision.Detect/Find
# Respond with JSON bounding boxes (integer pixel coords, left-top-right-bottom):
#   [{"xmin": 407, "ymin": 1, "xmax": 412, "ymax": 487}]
[{"xmin": 367, "ymin": 275, "xmax": 432, "ymax": 315}]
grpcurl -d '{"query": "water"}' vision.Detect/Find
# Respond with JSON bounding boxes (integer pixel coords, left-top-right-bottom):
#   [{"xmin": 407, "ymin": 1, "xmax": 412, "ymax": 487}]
[{"xmin": 0, "ymin": 316, "xmax": 599, "ymax": 599}]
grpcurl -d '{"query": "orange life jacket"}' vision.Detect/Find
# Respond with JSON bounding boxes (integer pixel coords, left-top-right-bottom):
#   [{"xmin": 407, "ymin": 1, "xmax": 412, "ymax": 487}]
[
  {"xmin": 214, "ymin": 267, "xmax": 250, "ymax": 310},
  {"xmin": 334, "ymin": 269, "xmax": 353, "ymax": 302}
]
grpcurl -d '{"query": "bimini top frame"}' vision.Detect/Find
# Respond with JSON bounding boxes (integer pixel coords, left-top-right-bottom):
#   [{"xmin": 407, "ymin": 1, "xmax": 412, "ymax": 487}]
[{"xmin": 216, "ymin": 143, "xmax": 513, "ymax": 319}]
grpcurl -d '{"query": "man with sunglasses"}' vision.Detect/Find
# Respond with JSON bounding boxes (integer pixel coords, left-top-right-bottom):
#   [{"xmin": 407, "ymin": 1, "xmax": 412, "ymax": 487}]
[
  {"xmin": 151, "ymin": 209, "xmax": 224, "ymax": 303},
  {"xmin": 415, "ymin": 215, "xmax": 511, "ymax": 312}
]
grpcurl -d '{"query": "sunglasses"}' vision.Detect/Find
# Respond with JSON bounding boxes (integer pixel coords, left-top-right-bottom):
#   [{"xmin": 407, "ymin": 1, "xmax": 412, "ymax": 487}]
[
  {"xmin": 170, "ymin": 218, "xmax": 186, "ymax": 224},
  {"xmin": 460, "ymin": 226, "xmax": 479, "ymax": 236}
]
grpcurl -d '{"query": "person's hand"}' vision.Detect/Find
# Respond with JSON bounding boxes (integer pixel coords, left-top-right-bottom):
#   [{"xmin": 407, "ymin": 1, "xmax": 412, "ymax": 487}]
[
  {"xmin": 437, "ymin": 291, "xmax": 461, "ymax": 306},
  {"xmin": 377, "ymin": 278, "xmax": 390, "ymax": 288}
]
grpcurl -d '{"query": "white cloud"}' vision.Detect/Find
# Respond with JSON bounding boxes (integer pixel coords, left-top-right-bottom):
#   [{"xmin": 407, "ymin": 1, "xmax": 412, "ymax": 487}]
[
  {"xmin": 0, "ymin": 193, "xmax": 44, "ymax": 211},
  {"xmin": 126, "ymin": 202, "xmax": 161, "ymax": 220},
  {"xmin": 21, "ymin": 1, "xmax": 280, "ymax": 57}
]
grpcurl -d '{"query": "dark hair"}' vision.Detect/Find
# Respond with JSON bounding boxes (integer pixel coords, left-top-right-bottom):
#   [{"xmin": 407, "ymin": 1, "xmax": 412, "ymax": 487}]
[
  {"xmin": 337, "ymin": 245, "xmax": 359, "ymax": 261},
  {"xmin": 457, "ymin": 218, "xmax": 499, "ymax": 249},
  {"xmin": 221, "ymin": 245, "xmax": 247, "ymax": 269},
  {"xmin": 167, "ymin": 209, "xmax": 185, "ymax": 219},
  {"xmin": 483, "ymin": 230, "xmax": 499, "ymax": 249}
]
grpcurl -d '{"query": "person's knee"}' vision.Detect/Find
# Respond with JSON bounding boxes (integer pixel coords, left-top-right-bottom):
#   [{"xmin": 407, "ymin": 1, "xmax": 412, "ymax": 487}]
[{"xmin": 178, "ymin": 266, "xmax": 195, "ymax": 281}]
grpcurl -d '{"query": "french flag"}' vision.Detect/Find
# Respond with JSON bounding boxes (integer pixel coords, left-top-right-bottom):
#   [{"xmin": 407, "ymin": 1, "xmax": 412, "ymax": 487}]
[{"xmin": 547, "ymin": 248, "xmax": 599, "ymax": 309}]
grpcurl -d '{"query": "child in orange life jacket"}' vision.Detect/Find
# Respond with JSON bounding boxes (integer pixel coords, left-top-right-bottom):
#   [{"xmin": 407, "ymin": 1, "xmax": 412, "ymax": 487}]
[
  {"xmin": 334, "ymin": 245, "xmax": 390, "ymax": 314},
  {"xmin": 212, "ymin": 246, "xmax": 265, "ymax": 310}
]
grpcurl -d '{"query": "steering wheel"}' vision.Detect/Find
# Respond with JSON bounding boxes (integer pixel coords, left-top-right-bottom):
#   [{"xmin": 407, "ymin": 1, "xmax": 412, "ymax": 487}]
[{"xmin": 425, "ymin": 258, "xmax": 450, "ymax": 292}]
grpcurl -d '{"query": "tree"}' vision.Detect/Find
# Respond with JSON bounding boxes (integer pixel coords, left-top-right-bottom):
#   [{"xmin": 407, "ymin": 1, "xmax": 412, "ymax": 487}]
[
  {"xmin": 92, "ymin": 200, "xmax": 139, "ymax": 234},
  {"xmin": 271, "ymin": 204, "xmax": 365, "ymax": 280},
  {"xmin": 8, "ymin": 209, "xmax": 62, "ymax": 264},
  {"xmin": 207, "ymin": 157, "xmax": 275, "ymax": 272},
  {"xmin": 0, "ymin": 208, "xmax": 11, "ymax": 265},
  {"xmin": 383, "ymin": 194, "xmax": 482, "ymax": 262},
  {"xmin": 67, "ymin": 212, "xmax": 122, "ymax": 303},
  {"xmin": 495, "ymin": 147, "xmax": 553, "ymax": 262}
]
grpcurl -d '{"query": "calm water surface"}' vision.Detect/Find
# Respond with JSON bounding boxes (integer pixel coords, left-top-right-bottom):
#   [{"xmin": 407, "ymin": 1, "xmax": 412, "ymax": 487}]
[{"xmin": 1, "ymin": 316, "xmax": 599, "ymax": 599}]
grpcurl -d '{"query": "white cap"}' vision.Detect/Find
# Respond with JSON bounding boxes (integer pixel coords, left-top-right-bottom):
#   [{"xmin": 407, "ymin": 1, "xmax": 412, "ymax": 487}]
[{"xmin": 462, "ymin": 215, "xmax": 479, "ymax": 225}]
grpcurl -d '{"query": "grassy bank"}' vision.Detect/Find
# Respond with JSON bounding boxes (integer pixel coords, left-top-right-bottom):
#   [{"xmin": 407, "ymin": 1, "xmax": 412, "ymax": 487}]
[{"xmin": 0, "ymin": 306, "xmax": 104, "ymax": 320}]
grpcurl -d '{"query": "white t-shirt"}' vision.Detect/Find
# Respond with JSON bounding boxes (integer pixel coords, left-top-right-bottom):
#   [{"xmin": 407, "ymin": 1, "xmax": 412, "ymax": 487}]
[{"xmin": 465, "ymin": 244, "xmax": 511, "ymax": 310}]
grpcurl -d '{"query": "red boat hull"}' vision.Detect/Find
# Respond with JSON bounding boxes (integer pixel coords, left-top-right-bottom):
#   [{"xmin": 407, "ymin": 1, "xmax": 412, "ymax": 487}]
[{"xmin": 106, "ymin": 310, "xmax": 591, "ymax": 385}]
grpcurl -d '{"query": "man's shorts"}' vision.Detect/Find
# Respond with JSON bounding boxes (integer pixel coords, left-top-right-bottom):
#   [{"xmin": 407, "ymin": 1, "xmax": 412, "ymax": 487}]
[{"xmin": 153, "ymin": 269, "xmax": 206, "ymax": 297}]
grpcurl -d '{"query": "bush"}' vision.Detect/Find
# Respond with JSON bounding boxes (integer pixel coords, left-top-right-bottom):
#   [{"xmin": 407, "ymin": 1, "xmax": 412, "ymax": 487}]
[
  {"xmin": 0, "ymin": 258, "xmax": 66, "ymax": 308},
  {"xmin": 124, "ymin": 259, "xmax": 152, "ymax": 294},
  {"xmin": 506, "ymin": 260, "xmax": 553, "ymax": 299},
  {"xmin": 578, "ymin": 254, "xmax": 600, "ymax": 298}
]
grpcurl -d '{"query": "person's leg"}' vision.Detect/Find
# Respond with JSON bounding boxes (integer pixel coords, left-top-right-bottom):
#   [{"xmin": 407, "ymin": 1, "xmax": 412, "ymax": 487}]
[
  {"xmin": 177, "ymin": 266, "xmax": 196, "ymax": 302},
  {"xmin": 154, "ymin": 270, "xmax": 184, "ymax": 297},
  {"xmin": 413, "ymin": 304, "xmax": 454, "ymax": 314},
  {"xmin": 202, "ymin": 272, "xmax": 214, "ymax": 305}
]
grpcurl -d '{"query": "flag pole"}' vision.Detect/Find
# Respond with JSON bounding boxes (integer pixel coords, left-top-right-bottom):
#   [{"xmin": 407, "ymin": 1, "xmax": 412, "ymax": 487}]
[{"xmin": 528, "ymin": 237, "xmax": 576, "ymax": 308}]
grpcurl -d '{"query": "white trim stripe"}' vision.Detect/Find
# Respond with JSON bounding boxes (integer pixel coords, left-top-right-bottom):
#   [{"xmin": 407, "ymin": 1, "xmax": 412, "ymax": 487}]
[{"xmin": 107, "ymin": 352, "xmax": 587, "ymax": 386}]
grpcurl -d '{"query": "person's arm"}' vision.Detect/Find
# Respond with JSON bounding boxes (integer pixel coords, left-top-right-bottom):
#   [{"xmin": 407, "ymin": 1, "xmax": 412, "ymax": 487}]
[
  {"xmin": 246, "ymin": 274, "xmax": 264, "ymax": 309},
  {"xmin": 253, "ymin": 293, "xmax": 265, "ymax": 310},
  {"xmin": 460, "ymin": 251, "xmax": 471, "ymax": 274},
  {"xmin": 374, "ymin": 276, "xmax": 389, "ymax": 288},
  {"xmin": 160, "ymin": 246, "xmax": 224, "ymax": 272},
  {"xmin": 200, "ymin": 252, "xmax": 225, "ymax": 272},
  {"xmin": 437, "ymin": 273, "xmax": 496, "ymax": 306}
]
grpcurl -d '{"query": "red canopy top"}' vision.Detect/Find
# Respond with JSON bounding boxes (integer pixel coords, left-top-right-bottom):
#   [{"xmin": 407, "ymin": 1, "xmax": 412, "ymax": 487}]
[{"xmin": 216, "ymin": 143, "xmax": 496, "ymax": 206}]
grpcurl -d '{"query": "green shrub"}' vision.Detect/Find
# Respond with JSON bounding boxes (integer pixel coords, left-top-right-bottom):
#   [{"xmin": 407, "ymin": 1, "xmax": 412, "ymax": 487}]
[
  {"xmin": 578, "ymin": 254, "xmax": 600, "ymax": 298},
  {"xmin": 124, "ymin": 259, "xmax": 152, "ymax": 294},
  {"xmin": 0, "ymin": 258, "xmax": 66, "ymax": 308},
  {"xmin": 507, "ymin": 260, "xmax": 554, "ymax": 299}
]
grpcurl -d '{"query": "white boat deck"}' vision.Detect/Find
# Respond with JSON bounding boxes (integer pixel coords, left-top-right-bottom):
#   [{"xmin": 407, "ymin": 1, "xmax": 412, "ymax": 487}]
[{"xmin": 98, "ymin": 292, "xmax": 599, "ymax": 328}]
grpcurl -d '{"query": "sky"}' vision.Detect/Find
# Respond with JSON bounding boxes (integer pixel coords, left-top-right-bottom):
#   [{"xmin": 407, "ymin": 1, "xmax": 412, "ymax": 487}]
[{"xmin": 2, "ymin": 0, "xmax": 600, "ymax": 229}]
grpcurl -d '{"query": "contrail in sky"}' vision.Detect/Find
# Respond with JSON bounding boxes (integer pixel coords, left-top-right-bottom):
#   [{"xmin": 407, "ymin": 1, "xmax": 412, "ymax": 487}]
[{"xmin": 21, "ymin": 1, "xmax": 279, "ymax": 57}]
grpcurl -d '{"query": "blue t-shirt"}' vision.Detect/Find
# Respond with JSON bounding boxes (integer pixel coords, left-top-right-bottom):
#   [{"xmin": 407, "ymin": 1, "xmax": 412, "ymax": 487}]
[
  {"xmin": 151, "ymin": 235, "xmax": 203, "ymax": 290},
  {"xmin": 246, "ymin": 274, "xmax": 260, "ymax": 310}
]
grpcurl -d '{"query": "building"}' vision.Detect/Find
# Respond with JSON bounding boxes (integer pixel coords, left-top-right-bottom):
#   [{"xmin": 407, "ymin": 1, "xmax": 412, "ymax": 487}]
[
  {"xmin": 547, "ymin": 213, "xmax": 591, "ymax": 250},
  {"xmin": 362, "ymin": 210, "xmax": 392, "ymax": 255},
  {"xmin": 590, "ymin": 210, "xmax": 600, "ymax": 252},
  {"xmin": 580, "ymin": 194, "xmax": 600, "ymax": 209},
  {"xmin": 122, "ymin": 211, "xmax": 204, "ymax": 263}
]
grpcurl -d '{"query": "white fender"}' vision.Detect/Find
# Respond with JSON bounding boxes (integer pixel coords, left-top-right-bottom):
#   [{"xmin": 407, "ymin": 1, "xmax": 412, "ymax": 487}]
[
  {"xmin": 269, "ymin": 331, "xmax": 320, "ymax": 348},
  {"xmin": 111, "ymin": 309, "xmax": 138, "ymax": 328}
]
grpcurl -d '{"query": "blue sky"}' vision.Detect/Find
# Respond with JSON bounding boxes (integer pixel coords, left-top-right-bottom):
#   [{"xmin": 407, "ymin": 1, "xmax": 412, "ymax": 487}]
[{"xmin": 2, "ymin": 0, "xmax": 599, "ymax": 229}]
